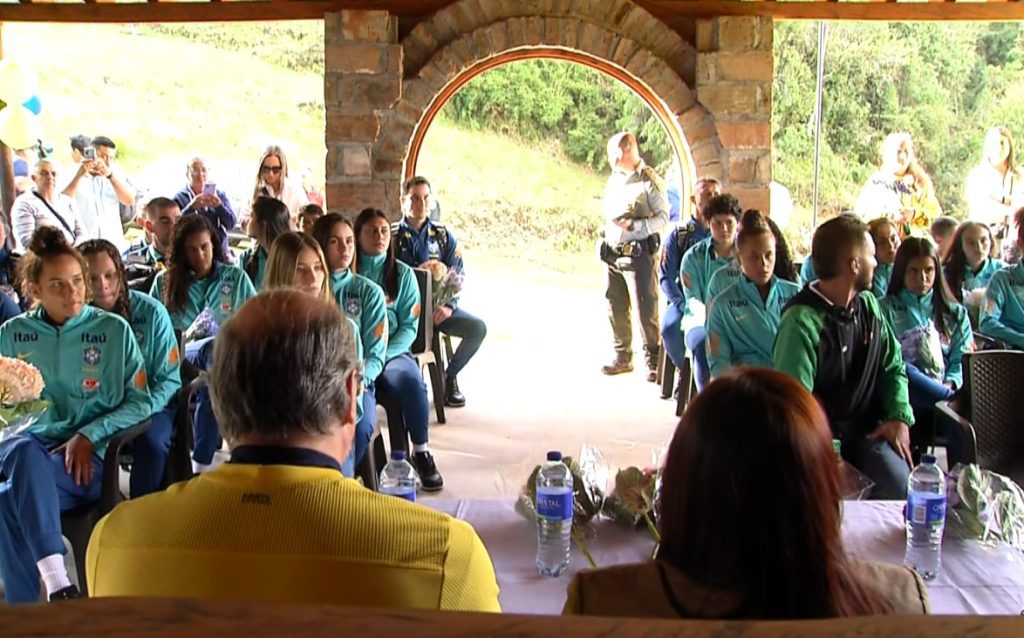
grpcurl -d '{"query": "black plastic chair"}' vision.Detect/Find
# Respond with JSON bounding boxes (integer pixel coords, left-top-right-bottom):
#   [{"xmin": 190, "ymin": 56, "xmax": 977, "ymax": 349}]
[
  {"xmin": 60, "ymin": 419, "xmax": 151, "ymax": 595},
  {"xmin": 355, "ymin": 405, "xmax": 386, "ymax": 491},
  {"xmin": 657, "ymin": 346, "xmax": 675, "ymax": 400},
  {"xmin": 936, "ymin": 350, "xmax": 1024, "ymax": 484},
  {"xmin": 410, "ymin": 269, "xmax": 446, "ymax": 425}
]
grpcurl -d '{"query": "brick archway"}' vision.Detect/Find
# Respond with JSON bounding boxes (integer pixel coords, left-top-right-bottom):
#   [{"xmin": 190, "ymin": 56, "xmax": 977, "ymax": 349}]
[{"xmin": 324, "ymin": 5, "xmax": 772, "ymax": 216}]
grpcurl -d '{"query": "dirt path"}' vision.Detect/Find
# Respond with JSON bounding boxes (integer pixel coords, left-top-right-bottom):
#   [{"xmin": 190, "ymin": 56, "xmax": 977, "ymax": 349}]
[{"xmin": 418, "ymin": 252, "xmax": 680, "ymax": 500}]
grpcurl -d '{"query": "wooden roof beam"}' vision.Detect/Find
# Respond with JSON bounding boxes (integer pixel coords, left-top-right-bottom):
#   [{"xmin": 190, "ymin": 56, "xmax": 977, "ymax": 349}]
[{"xmin": 2, "ymin": 0, "xmax": 1024, "ymax": 23}]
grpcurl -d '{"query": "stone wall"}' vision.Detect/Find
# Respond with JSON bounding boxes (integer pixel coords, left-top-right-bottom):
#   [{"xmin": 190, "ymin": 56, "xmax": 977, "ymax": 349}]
[{"xmin": 323, "ymin": 3, "xmax": 774, "ymax": 217}]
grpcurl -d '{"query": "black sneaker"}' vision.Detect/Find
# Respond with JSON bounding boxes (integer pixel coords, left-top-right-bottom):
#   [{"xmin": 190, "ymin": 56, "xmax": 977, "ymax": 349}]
[
  {"xmin": 412, "ymin": 451, "xmax": 444, "ymax": 492},
  {"xmin": 48, "ymin": 585, "xmax": 81, "ymax": 602},
  {"xmin": 445, "ymin": 377, "xmax": 466, "ymax": 408}
]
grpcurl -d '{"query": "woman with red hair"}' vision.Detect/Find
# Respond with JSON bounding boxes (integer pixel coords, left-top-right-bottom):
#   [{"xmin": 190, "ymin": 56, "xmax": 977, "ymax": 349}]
[{"xmin": 564, "ymin": 367, "xmax": 929, "ymax": 618}]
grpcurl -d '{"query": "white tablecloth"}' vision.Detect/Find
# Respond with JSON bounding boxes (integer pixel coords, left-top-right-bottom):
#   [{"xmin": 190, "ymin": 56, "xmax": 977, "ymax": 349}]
[{"xmin": 427, "ymin": 499, "xmax": 1024, "ymax": 615}]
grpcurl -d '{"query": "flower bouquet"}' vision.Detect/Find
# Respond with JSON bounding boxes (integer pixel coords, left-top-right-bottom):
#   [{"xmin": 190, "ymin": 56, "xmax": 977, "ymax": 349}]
[
  {"xmin": 515, "ymin": 445, "xmax": 608, "ymax": 567},
  {"xmin": 603, "ymin": 466, "xmax": 662, "ymax": 548},
  {"xmin": 420, "ymin": 260, "xmax": 464, "ymax": 308},
  {"xmin": 945, "ymin": 463, "xmax": 1024, "ymax": 551},
  {"xmin": 0, "ymin": 356, "xmax": 51, "ymax": 442},
  {"xmin": 183, "ymin": 308, "xmax": 220, "ymax": 343}
]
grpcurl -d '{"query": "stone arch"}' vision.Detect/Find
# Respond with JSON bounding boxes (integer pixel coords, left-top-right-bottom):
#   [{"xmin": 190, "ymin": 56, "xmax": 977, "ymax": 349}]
[{"xmin": 324, "ymin": 5, "xmax": 771, "ymax": 215}]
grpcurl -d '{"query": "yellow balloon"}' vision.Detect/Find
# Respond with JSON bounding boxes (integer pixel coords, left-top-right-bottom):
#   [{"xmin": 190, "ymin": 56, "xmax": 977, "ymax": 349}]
[
  {"xmin": 0, "ymin": 59, "xmax": 37, "ymax": 105},
  {"xmin": 0, "ymin": 105, "xmax": 42, "ymax": 150}
]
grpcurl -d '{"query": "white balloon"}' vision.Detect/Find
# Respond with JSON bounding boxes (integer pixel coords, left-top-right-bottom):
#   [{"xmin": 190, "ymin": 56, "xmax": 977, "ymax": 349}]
[
  {"xmin": 0, "ymin": 105, "xmax": 42, "ymax": 150},
  {"xmin": 0, "ymin": 59, "xmax": 37, "ymax": 105}
]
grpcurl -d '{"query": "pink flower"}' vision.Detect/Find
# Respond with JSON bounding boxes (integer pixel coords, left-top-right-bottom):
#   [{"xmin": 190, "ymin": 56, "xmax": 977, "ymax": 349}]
[{"xmin": 0, "ymin": 357, "xmax": 45, "ymax": 405}]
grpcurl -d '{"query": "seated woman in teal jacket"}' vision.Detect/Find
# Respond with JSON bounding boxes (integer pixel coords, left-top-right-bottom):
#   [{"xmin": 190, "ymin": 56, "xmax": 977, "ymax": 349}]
[
  {"xmin": 354, "ymin": 208, "xmax": 443, "ymax": 492},
  {"xmin": 240, "ymin": 196, "xmax": 292, "ymax": 290},
  {"xmin": 799, "ymin": 215, "xmax": 898, "ymax": 299},
  {"xmin": 81, "ymin": 240, "xmax": 182, "ymax": 498},
  {"xmin": 980, "ymin": 209, "xmax": 1024, "ymax": 349},
  {"xmin": 0, "ymin": 227, "xmax": 150, "ymax": 604},
  {"xmin": 706, "ymin": 211, "xmax": 801, "ymax": 379},
  {"xmin": 942, "ymin": 221, "xmax": 1003, "ymax": 324},
  {"xmin": 312, "ymin": 213, "xmax": 388, "ymax": 475},
  {"xmin": 881, "ymin": 237, "xmax": 972, "ymax": 463},
  {"xmin": 706, "ymin": 212, "xmax": 799, "ymax": 303},
  {"xmin": 151, "ymin": 215, "xmax": 256, "ymax": 472},
  {"xmin": 679, "ymin": 194, "xmax": 741, "ymax": 393}
]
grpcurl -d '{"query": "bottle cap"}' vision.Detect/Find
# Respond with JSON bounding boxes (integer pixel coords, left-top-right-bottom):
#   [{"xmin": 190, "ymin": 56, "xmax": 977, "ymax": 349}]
[
  {"xmin": 832, "ymin": 439, "xmax": 842, "ymax": 457},
  {"xmin": 921, "ymin": 453, "xmax": 937, "ymax": 465},
  {"xmin": 390, "ymin": 450, "xmax": 407, "ymax": 461},
  {"xmin": 546, "ymin": 451, "xmax": 562, "ymax": 462}
]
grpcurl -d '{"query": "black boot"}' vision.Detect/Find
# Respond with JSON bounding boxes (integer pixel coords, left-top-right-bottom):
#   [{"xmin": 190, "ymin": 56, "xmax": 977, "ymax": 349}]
[
  {"xmin": 643, "ymin": 345, "xmax": 660, "ymax": 383},
  {"xmin": 411, "ymin": 451, "xmax": 444, "ymax": 492},
  {"xmin": 445, "ymin": 377, "xmax": 466, "ymax": 408},
  {"xmin": 601, "ymin": 352, "xmax": 633, "ymax": 375},
  {"xmin": 48, "ymin": 585, "xmax": 81, "ymax": 602}
]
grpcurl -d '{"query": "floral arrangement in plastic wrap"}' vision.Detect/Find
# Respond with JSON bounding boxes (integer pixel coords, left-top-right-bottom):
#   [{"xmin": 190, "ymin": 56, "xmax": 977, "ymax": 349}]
[
  {"xmin": 945, "ymin": 463, "xmax": 1024, "ymax": 551},
  {"xmin": 183, "ymin": 308, "xmax": 219, "ymax": 343},
  {"xmin": 0, "ymin": 356, "xmax": 51, "ymax": 441},
  {"xmin": 604, "ymin": 466, "xmax": 662, "ymax": 554},
  {"xmin": 420, "ymin": 260, "xmax": 464, "ymax": 308},
  {"xmin": 515, "ymin": 445, "xmax": 608, "ymax": 567}
]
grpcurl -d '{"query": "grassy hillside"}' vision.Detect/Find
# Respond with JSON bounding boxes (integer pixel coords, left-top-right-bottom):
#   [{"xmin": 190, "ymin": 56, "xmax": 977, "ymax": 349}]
[{"xmin": 6, "ymin": 22, "xmax": 608, "ymax": 270}]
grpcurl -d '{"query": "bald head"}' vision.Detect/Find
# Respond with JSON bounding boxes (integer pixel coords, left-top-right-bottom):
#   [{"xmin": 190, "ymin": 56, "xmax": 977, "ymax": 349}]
[{"xmin": 209, "ymin": 290, "xmax": 359, "ymax": 443}]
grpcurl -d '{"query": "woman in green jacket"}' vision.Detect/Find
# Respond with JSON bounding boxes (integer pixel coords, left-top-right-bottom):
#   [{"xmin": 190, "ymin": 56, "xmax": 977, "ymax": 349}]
[
  {"xmin": 881, "ymin": 237, "xmax": 972, "ymax": 463},
  {"xmin": 355, "ymin": 208, "xmax": 443, "ymax": 492},
  {"xmin": 0, "ymin": 227, "xmax": 150, "ymax": 604}
]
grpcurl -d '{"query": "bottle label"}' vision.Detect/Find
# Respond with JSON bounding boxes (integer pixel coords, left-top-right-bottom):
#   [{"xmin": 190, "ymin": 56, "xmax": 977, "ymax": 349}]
[
  {"xmin": 908, "ymin": 492, "xmax": 945, "ymax": 527},
  {"xmin": 536, "ymin": 487, "xmax": 573, "ymax": 521}
]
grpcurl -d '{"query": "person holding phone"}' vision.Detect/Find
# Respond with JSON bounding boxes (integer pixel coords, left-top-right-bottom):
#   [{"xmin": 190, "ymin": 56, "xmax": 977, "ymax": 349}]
[
  {"xmin": 173, "ymin": 157, "xmax": 237, "ymax": 258},
  {"xmin": 61, "ymin": 135, "xmax": 134, "ymax": 253},
  {"xmin": 11, "ymin": 159, "xmax": 87, "ymax": 254}
]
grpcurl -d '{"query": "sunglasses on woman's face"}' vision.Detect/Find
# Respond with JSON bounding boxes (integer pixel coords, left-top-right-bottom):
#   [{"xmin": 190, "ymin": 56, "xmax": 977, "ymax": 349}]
[{"xmin": 261, "ymin": 165, "xmax": 282, "ymax": 174}]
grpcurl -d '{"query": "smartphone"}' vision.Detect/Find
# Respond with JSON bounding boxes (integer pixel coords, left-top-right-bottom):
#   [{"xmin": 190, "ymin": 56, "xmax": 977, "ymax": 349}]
[
  {"xmin": 203, "ymin": 183, "xmax": 216, "ymax": 197},
  {"xmin": 82, "ymin": 147, "xmax": 96, "ymax": 161}
]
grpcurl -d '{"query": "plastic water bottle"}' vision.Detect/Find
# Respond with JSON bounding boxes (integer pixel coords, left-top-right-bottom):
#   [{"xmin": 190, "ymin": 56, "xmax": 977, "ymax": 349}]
[
  {"xmin": 904, "ymin": 454, "xmax": 946, "ymax": 580},
  {"xmin": 379, "ymin": 450, "xmax": 417, "ymax": 502},
  {"xmin": 535, "ymin": 450, "xmax": 573, "ymax": 577}
]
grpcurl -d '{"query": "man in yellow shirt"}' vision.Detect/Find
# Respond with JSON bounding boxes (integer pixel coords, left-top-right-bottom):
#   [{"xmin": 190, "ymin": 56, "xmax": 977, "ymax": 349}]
[{"xmin": 86, "ymin": 290, "xmax": 500, "ymax": 612}]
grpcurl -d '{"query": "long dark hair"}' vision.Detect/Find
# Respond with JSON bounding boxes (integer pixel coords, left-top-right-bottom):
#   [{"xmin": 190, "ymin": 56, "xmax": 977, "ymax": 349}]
[
  {"xmin": 165, "ymin": 215, "xmax": 226, "ymax": 314},
  {"xmin": 942, "ymin": 221, "xmax": 991, "ymax": 303},
  {"xmin": 246, "ymin": 196, "xmax": 292, "ymax": 281},
  {"xmin": 657, "ymin": 368, "xmax": 891, "ymax": 618},
  {"xmin": 311, "ymin": 212, "xmax": 352, "ymax": 272},
  {"xmin": 735, "ymin": 210, "xmax": 798, "ymax": 283},
  {"xmin": 79, "ymin": 239, "xmax": 132, "ymax": 322},
  {"xmin": 888, "ymin": 237, "xmax": 956, "ymax": 339},
  {"xmin": 353, "ymin": 208, "xmax": 399, "ymax": 300}
]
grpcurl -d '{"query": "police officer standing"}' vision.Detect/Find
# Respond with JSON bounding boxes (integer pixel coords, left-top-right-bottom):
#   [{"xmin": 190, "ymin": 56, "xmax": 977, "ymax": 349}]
[{"xmin": 600, "ymin": 133, "xmax": 669, "ymax": 381}]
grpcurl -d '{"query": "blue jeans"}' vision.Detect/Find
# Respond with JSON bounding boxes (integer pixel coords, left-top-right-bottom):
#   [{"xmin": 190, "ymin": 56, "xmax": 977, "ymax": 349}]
[
  {"xmin": 376, "ymin": 353, "xmax": 429, "ymax": 445},
  {"xmin": 0, "ymin": 434, "xmax": 103, "ymax": 603},
  {"xmin": 684, "ymin": 325, "xmax": 710, "ymax": 393},
  {"xmin": 660, "ymin": 303, "xmax": 686, "ymax": 370},
  {"xmin": 844, "ymin": 435, "xmax": 911, "ymax": 500},
  {"xmin": 906, "ymin": 362, "xmax": 963, "ymax": 464},
  {"xmin": 186, "ymin": 338, "xmax": 220, "ymax": 465},
  {"xmin": 437, "ymin": 307, "xmax": 487, "ymax": 380},
  {"xmin": 129, "ymin": 404, "xmax": 177, "ymax": 498}
]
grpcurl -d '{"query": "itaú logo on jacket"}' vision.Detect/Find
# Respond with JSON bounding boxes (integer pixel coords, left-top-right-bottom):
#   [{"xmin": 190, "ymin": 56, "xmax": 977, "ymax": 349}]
[{"xmin": 81, "ymin": 333, "xmax": 108, "ymax": 344}]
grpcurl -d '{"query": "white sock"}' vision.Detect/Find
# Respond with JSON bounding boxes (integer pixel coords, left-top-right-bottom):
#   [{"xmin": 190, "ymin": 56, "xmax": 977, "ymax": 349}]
[
  {"xmin": 412, "ymin": 443, "xmax": 429, "ymax": 454},
  {"xmin": 192, "ymin": 460, "xmax": 213, "ymax": 474},
  {"xmin": 37, "ymin": 554, "xmax": 71, "ymax": 595}
]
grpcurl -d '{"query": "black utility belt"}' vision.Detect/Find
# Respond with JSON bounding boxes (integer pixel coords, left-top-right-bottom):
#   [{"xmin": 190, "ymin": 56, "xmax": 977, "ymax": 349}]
[{"xmin": 608, "ymin": 234, "xmax": 660, "ymax": 257}]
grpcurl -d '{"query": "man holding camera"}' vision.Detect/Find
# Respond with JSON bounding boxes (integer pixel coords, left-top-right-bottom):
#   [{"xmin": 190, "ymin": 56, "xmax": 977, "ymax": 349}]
[
  {"xmin": 62, "ymin": 135, "xmax": 134, "ymax": 253},
  {"xmin": 599, "ymin": 132, "xmax": 669, "ymax": 381}
]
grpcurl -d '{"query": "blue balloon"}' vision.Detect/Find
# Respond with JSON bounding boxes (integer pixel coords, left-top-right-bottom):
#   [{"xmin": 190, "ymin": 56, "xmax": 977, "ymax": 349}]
[{"xmin": 21, "ymin": 95, "xmax": 41, "ymax": 116}]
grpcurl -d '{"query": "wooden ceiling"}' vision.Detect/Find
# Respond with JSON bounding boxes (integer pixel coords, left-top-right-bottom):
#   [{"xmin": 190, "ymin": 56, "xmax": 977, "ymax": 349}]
[{"xmin": 1, "ymin": 0, "xmax": 1023, "ymax": 24}]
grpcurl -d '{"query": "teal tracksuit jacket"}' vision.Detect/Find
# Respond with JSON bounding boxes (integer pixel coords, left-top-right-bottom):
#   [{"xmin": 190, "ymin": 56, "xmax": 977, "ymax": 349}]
[
  {"xmin": 0, "ymin": 305, "xmax": 151, "ymax": 457},
  {"xmin": 357, "ymin": 253, "xmax": 421, "ymax": 361},
  {"xmin": 150, "ymin": 262, "xmax": 257, "ymax": 332},
  {"xmin": 127, "ymin": 289, "xmax": 182, "ymax": 412},
  {"xmin": 880, "ymin": 288, "xmax": 972, "ymax": 388},
  {"xmin": 706, "ymin": 274, "xmax": 800, "ymax": 377},
  {"xmin": 679, "ymin": 237, "xmax": 736, "ymax": 332},
  {"xmin": 706, "ymin": 265, "xmax": 742, "ymax": 306},
  {"xmin": 330, "ymin": 270, "xmax": 388, "ymax": 384},
  {"xmin": 980, "ymin": 261, "xmax": 1024, "ymax": 349}
]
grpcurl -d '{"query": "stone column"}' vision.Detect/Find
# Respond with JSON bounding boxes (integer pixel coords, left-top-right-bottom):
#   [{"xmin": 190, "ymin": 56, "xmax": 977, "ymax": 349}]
[
  {"xmin": 695, "ymin": 16, "xmax": 773, "ymax": 212},
  {"xmin": 324, "ymin": 10, "xmax": 403, "ymax": 217}
]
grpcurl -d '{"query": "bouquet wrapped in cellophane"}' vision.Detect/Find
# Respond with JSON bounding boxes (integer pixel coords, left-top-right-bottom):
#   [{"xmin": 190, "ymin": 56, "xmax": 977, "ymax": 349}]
[
  {"xmin": 945, "ymin": 463, "xmax": 1024, "ymax": 551},
  {"xmin": 420, "ymin": 260, "xmax": 464, "ymax": 308},
  {"xmin": 183, "ymin": 308, "xmax": 220, "ymax": 343},
  {"xmin": 0, "ymin": 356, "xmax": 51, "ymax": 442}
]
